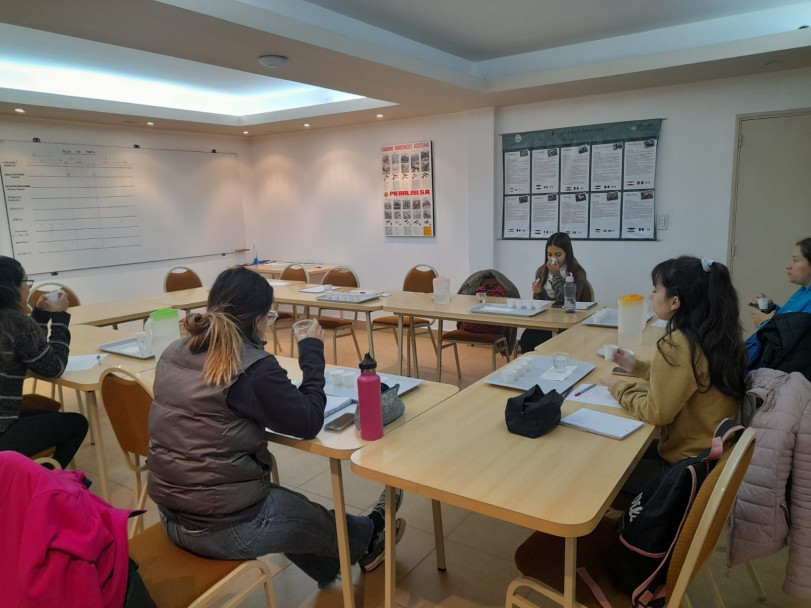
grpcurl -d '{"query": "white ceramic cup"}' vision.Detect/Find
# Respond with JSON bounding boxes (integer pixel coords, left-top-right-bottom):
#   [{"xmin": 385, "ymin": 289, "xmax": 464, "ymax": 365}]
[
  {"xmin": 341, "ymin": 370, "xmax": 358, "ymax": 387},
  {"xmin": 45, "ymin": 290, "xmax": 63, "ymax": 303},
  {"xmin": 328, "ymin": 369, "xmax": 343, "ymax": 385},
  {"xmin": 603, "ymin": 343, "xmax": 619, "ymax": 362},
  {"xmin": 552, "ymin": 352, "xmax": 569, "ymax": 374},
  {"xmin": 757, "ymin": 297, "xmax": 771, "ymax": 312}
]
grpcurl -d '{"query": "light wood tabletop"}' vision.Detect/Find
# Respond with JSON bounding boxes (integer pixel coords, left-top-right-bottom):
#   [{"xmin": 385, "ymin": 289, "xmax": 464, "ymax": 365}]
[
  {"xmin": 137, "ymin": 354, "xmax": 457, "ymax": 608},
  {"xmin": 248, "ymin": 263, "xmax": 338, "ymax": 281},
  {"xmin": 351, "ymin": 322, "xmax": 666, "ymax": 608},
  {"xmin": 379, "ymin": 290, "xmax": 600, "ymax": 376},
  {"xmin": 150, "ymin": 286, "xmax": 209, "ymax": 310},
  {"xmin": 67, "ymin": 296, "xmax": 170, "ymax": 327}
]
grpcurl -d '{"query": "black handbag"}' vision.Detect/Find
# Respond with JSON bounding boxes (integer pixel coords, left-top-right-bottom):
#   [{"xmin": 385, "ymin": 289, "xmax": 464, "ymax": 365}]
[{"xmin": 504, "ymin": 384, "xmax": 562, "ymax": 438}]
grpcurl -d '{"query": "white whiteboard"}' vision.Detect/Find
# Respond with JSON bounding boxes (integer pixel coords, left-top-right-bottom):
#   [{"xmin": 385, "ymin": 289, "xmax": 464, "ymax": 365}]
[{"xmin": 0, "ymin": 141, "xmax": 245, "ymax": 274}]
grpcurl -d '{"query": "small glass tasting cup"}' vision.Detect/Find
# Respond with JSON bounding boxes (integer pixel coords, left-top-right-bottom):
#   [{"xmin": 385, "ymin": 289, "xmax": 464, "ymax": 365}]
[
  {"xmin": 552, "ymin": 352, "xmax": 570, "ymax": 374},
  {"xmin": 292, "ymin": 319, "xmax": 314, "ymax": 341},
  {"xmin": 476, "ymin": 292, "xmax": 487, "ymax": 305}
]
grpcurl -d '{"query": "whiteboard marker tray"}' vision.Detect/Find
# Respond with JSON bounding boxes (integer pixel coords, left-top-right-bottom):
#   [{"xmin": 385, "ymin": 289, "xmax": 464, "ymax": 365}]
[
  {"xmin": 485, "ymin": 355, "xmax": 594, "ymax": 394},
  {"xmin": 468, "ymin": 303, "xmax": 545, "ymax": 317},
  {"xmin": 98, "ymin": 338, "xmax": 154, "ymax": 359},
  {"xmin": 316, "ymin": 293, "xmax": 380, "ymax": 303}
]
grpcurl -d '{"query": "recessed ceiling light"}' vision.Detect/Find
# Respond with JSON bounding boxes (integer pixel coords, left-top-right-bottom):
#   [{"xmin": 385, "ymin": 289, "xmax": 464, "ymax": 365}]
[
  {"xmin": 257, "ymin": 54, "xmax": 289, "ymax": 68},
  {"xmin": 303, "ymin": 123, "xmax": 311, "ymax": 128},
  {"xmin": 242, "ymin": 131, "xmax": 249, "ymax": 135},
  {"xmin": 146, "ymin": 121, "xmax": 154, "ymax": 126},
  {"xmin": 14, "ymin": 108, "xmax": 25, "ymax": 113},
  {"xmin": 376, "ymin": 114, "xmax": 384, "ymax": 118}
]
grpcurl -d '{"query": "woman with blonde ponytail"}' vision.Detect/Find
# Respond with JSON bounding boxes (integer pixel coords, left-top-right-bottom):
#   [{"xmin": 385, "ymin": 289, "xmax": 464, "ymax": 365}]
[{"xmin": 147, "ymin": 267, "xmax": 404, "ymax": 589}]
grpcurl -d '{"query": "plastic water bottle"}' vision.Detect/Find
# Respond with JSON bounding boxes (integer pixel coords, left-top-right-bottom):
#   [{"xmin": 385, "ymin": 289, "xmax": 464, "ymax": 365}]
[
  {"xmin": 357, "ymin": 353, "xmax": 383, "ymax": 440},
  {"xmin": 564, "ymin": 272, "xmax": 576, "ymax": 313}
]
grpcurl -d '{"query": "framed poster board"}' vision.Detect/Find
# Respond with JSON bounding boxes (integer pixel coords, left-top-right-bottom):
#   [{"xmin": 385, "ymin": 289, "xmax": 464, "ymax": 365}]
[
  {"xmin": 501, "ymin": 119, "xmax": 662, "ymax": 240},
  {"xmin": 382, "ymin": 141, "xmax": 434, "ymax": 237}
]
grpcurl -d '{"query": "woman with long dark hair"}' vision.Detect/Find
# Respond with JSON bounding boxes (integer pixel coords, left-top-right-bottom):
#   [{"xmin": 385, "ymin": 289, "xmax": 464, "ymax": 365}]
[
  {"xmin": 148, "ymin": 267, "xmax": 404, "ymax": 589},
  {"xmin": 0, "ymin": 256, "xmax": 88, "ymax": 468},
  {"xmin": 520, "ymin": 232, "xmax": 589, "ymax": 353},
  {"xmin": 602, "ymin": 256, "xmax": 747, "ymax": 493}
]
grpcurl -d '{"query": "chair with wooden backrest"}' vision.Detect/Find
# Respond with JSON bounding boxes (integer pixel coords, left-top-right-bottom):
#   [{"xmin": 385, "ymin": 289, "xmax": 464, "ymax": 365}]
[
  {"xmin": 438, "ymin": 270, "xmax": 517, "ymax": 382},
  {"xmin": 312, "ymin": 267, "xmax": 362, "ymax": 364},
  {"xmin": 371, "ymin": 264, "xmax": 439, "ymax": 377},
  {"xmin": 273, "ymin": 265, "xmax": 311, "ymax": 355},
  {"xmin": 581, "ymin": 280, "xmax": 595, "ymax": 303},
  {"xmin": 129, "ymin": 522, "xmax": 276, "ymax": 608},
  {"xmin": 506, "ymin": 427, "xmax": 755, "ymax": 608},
  {"xmin": 164, "ymin": 266, "xmax": 203, "ymax": 292}
]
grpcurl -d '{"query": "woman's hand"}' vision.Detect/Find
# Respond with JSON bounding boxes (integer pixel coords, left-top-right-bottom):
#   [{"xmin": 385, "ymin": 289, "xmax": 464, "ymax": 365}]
[
  {"xmin": 302, "ymin": 319, "xmax": 325, "ymax": 342},
  {"xmin": 613, "ymin": 348, "xmax": 636, "ymax": 372},
  {"xmin": 532, "ymin": 279, "xmax": 542, "ymax": 295},
  {"xmin": 600, "ymin": 376, "xmax": 620, "ymax": 389},
  {"xmin": 36, "ymin": 291, "xmax": 69, "ymax": 312},
  {"xmin": 747, "ymin": 292, "xmax": 766, "ymax": 308},
  {"xmin": 751, "ymin": 309, "xmax": 775, "ymax": 327}
]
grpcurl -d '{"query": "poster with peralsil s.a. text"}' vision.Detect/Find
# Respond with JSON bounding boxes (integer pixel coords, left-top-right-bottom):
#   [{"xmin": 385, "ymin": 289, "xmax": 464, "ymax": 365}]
[{"xmin": 382, "ymin": 141, "xmax": 434, "ymax": 237}]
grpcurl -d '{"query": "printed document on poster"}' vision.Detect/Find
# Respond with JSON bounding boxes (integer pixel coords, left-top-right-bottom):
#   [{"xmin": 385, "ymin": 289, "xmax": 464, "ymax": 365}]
[
  {"xmin": 531, "ymin": 148, "xmax": 560, "ymax": 192},
  {"xmin": 560, "ymin": 145, "xmax": 590, "ymax": 192},
  {"xmin": 621, "ymin": 190, "xmax": 655, "ymax": 239},
  {"xmin": 504, "ymin": 150, "xmax": 530, "ymax": 194},
  {"xmin": 591, "ymin": 142, "xmax": 623, "ymax": 191},
  {"xmin": 559, "ymin": 193, "xmax": 588, "ymax": 237},
  {"xmin": 503, "ymin": 195, "xmax": 530, "ymax": 238},
  {"xmin": 531, "ymin": 194, "xmax": 559, "ymax": 239},
  {"xmin": 589, "ymin": 192, "xmax": 621, "ymax": 238},
  {"xmin": 623, "ymin": 139, "xmax": 656, "ymax": 189}
]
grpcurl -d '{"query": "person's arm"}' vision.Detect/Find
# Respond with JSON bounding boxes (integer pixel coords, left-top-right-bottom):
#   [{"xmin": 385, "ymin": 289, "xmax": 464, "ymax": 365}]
[
  {"xmin": 227, "ymin": 340, "xmax": 327, "ymax": 439},
  {"xmin": 16, "ymin": 309, "xmax": 71, "ymax": 379},
  {"xmin": 609, "ymin": 340, "xmax": 696, "ymax": 426}
]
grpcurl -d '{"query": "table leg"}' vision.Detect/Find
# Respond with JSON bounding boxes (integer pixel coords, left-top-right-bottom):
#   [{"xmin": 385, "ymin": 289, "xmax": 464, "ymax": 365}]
[
  {"xmin": 397, "ymin": 316, "xmax": 404, "ymax": 375},
  {"xmin": 365, "ymin": 311, "xmax": 375, "ymax": 359},
  {"xmin": 563, "ymin": 537, "xmax": 577, "ymax": 608},
  {"xmin": 329, "ymin": 458, "xmax": 355, "ymax": 608},
  {"xmin": 431, "ymin": 499, "xmax": 446, "ymax": 571},
  {"xmin": 435, "ymin": 319, "xmax": 444, "ymax": 380},
  {"xmin": 384, "ymin": 485, "xmax": 397, "ymax": 608},
  {"xmin": 85, "ymin": 390, "xmax": 110, "ymax": 502}
]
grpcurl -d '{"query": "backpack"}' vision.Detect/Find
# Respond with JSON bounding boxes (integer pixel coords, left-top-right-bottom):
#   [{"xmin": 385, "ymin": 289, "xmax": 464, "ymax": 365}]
[
  {"xmin": 607, "ymin": 419, "xmax": 743, "ymax": 607},
  {"xmin": 460, "ymin": 284, "xmax": 509, "ymax": 334}
]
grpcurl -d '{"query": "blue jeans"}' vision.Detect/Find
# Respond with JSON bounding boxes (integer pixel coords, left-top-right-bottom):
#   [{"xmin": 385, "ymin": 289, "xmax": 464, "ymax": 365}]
[{"xmin": 159, "ymin": 484, "xmax": 374, "ymax": 587}]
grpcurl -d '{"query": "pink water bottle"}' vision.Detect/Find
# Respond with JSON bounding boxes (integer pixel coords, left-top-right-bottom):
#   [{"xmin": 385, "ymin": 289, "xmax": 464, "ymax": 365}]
[{"xmin": 357, "ymin": 353, "xmax": 383, "ymax": 440}]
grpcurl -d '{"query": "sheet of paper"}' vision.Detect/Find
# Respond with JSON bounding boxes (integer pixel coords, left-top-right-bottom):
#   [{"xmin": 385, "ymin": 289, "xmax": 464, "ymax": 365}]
[
  {"xmin": 575, "ymin": 301, "xmax": 597, "ymax": 310},
  {"xmin": 568, "ymin": 384, "xmax": 621, "ymax": 408},
  {"xmin": 561, "ymin": 408, "xmax": 644, "ymax": 440},
  {"xmin": 299, "ymin": 285, "xmax": 325, "ymax": 293},
  {"xmin": 267, "ymin": 281, "xmax": 289, "ymax": 286},
  {"xmin": 65, "ymin": 354, "xmax": 108, "ymax": 372}
]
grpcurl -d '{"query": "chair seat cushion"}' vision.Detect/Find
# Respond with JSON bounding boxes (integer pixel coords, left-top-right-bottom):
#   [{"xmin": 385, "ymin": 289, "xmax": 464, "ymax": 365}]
[
  {"xmin": 514, "ymin": 517, "xmax": 629, "ymax": 608},
  {"xmin": 442, "ymin": 329, "xmax": 504, "ymax": 344},
  {"xmin": 374, "ymin": 315, "xmax": 431, "ymax": 327},
  {"xmin": 316, "ymin": 318, "xmax": 354, "ymax": 330}
]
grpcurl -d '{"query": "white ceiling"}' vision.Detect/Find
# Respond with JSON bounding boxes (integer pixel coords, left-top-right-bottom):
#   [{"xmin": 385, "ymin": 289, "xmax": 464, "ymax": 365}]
[{"xmin": 1, "ymin": 0, "xmax": 810, "ymax": 136}]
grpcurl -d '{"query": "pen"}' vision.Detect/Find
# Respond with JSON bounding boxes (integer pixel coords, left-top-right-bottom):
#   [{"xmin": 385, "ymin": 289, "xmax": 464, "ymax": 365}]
[{"xmin": 574, "ymin": 383, "xmax": 596, "ymax": 397}]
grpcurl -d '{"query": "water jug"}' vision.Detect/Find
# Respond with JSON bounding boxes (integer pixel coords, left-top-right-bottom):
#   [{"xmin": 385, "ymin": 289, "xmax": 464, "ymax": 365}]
[
  {"xmin": 357, "ymin": 353, "xmax": 383, "ymax": 440},
  {"xmin": 617, "ymin": 294, "xmax": 645, "ymax": 347},
  {"xmin": 432, "ymin": 276, "xmax": 451, "ymax": 304},
  {"xmin": 144, "ymin": 307, "xmax": 180, "ymax": 361}
]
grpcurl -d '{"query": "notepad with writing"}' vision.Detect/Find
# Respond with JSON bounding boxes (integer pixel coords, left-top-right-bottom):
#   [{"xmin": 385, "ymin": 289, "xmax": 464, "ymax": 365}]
[{"xmin": 561, "ymin": 408, "xmax": 644, "ymax": 440}]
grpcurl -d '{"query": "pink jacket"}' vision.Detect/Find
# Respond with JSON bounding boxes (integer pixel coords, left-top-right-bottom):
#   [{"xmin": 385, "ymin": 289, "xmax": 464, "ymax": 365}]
[
  {"xmin": 727, "ymin": 369, "xmax": 811, "ymax": 599},
  {"xmin": 0, "ymin": 451, "xmax": 133, "ymax": 608}
]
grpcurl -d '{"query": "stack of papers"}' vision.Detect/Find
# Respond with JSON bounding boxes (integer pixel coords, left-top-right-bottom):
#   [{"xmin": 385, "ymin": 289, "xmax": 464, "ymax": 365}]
[
  {"xmin": 561, "ymin": 408, "xmax": 644, "ymax": 440},
  {"xmin": 299, "ymin": 285, "xmax": 326, "ymax": 293}
]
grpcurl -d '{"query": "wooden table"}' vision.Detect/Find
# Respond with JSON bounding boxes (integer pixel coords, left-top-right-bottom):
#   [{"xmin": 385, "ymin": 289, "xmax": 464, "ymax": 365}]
[
  {"xmin": 33, "ymin": 324, "xmax": 157, "ymax": 501},
  {"xmin": 381, "ymin": 290, "xmax": 600, "ymax": 377},
  {"xmin": 350, "ymin": 322, "xmax": 665, "ymax": 608},
  {"xmin": 272, "ymin": 282, "xmax": 386, "ymax": 358},
  {"xmin": 137, "ymin": 357, "xmax": 458, "ymax": 608},
  {"xmin": 248, "ymin": 263, "xmax": 338, "ymax": 282},
  {"xmin": 67, "ymin": 295, "xmax": 170, "ymax": 327},
  {"xmin": 150, "ymin": 286, "xmax": 209, "ymax": 311}
]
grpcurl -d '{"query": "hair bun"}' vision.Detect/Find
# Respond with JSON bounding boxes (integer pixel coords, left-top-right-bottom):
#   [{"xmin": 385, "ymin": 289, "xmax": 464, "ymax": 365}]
[{"xmin": 183, "ymin": 312, "xmax": 211, "ymax": 335}]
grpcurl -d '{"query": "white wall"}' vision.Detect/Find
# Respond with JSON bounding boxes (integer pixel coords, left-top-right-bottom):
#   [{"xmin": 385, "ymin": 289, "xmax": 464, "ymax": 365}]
[
  {"xmin": 495, "ymin": 67, "xmax": 811, "ymax": 304},
  {"xmin": 0, "ymin": 118, "xmax": 251, "ymax": 303}
]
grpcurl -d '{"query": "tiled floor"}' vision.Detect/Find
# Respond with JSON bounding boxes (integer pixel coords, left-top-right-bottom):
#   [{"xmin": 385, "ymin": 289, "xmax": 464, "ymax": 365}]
[{"xmin": 37, "ymin": 322, "xmax": 806, "ymax": 608}]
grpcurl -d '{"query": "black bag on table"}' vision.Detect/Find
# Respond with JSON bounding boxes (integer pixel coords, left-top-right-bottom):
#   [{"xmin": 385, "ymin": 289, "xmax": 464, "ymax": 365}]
[
  {"xmin": 504, "ymin": 384, "xmax": 562, "ymax": 438},
  {"xmin": 607, "ymin": 418, "xmax": 743, "ymax": 607}
]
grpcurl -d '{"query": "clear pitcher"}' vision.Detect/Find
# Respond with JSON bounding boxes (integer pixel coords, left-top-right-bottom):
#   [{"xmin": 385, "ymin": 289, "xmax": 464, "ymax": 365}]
[
  {"xmin": 144, "ymin": 307, "xmax": 180, "ymax": 361},
  {"xmin": 617, "ymin": 294, "xmax": 645, "ymax": 347}
]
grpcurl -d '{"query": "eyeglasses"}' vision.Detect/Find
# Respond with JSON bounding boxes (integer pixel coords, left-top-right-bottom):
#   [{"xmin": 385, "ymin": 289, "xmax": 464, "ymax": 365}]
[
  {"xmin": 266, "ymin": 311, "xmax": 279, "ymax": 325},
  {"xmin": 22, "ymin": 279, "xmax": 34, "ymax": 288}
]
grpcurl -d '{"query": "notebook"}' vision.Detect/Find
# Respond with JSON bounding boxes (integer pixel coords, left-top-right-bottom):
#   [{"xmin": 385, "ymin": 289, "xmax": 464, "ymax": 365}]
[
  {"xmin": 560, "ymin": 408, "xmax": 644, "ymax": 440},
  {"xmin": 324, "ymin": 395, "xmax": 355, "ymax": 418}
]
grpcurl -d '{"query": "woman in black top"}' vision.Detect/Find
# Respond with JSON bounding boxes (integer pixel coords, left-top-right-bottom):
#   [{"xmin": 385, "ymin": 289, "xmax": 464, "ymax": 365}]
[{"xmin": 0, "ymin": 256, "xmax": 88, "ymax": 468}]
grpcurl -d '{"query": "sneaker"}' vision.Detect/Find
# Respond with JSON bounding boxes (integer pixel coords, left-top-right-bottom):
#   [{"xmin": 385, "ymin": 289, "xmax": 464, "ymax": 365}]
[
  {"xmin": 359, "ymin": 517, "xmax": 406, "ymax": 573},
  {"xmin": 372, "ymin": 487, "xmax": 404, "ymax": 520}
]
